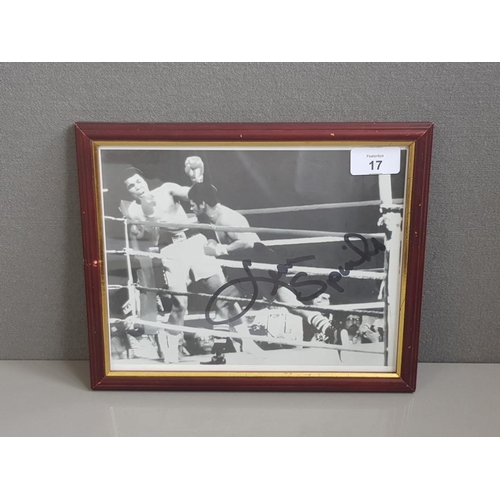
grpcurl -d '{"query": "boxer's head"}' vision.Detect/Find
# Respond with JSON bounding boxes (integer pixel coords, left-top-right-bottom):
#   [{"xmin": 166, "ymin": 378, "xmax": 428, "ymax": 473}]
[
  {"xmin": 119, "ymin": 166, "xmax": 149, "ymax": 200},
  {"xmin": 188, "ymin": 182, "xmax": 219, "ymax": 216}
]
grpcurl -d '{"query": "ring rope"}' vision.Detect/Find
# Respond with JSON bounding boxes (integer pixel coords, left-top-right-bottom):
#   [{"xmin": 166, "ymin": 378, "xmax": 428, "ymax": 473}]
[
  {"xmin": 216, "ymin": 258, "xmax": 385, "ymax": 280},
  {"xmin": 263, "ymin": 236, "xmax": 345, "ymax": 246},
  {"xmin": 104, "ymin": 216, "xmax": 384, "ymax": 240},
  {"xmin": 237, "ymin": 199, "xmax": 404, "ymax": 216},
  {"xmin": 108, "ymin": 283, "xmax": 384, "ymax": 317},
  {"xmin": 111, "ymin": 316, "xmax": 384, "ymax": 355},
  {"xmin": 107, "ymin": 248, "xmax": 385, "ymax": 281},
  {"xmin": 107, "ymin": 235, "xmax": 360, "ymax": 248}
]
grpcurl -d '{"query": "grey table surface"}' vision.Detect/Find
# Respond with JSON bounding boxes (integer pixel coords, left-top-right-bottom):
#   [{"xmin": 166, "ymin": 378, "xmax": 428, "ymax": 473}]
[{"xmin": 0, "ymin": 361, "xmax": 498, "ymax": 436}]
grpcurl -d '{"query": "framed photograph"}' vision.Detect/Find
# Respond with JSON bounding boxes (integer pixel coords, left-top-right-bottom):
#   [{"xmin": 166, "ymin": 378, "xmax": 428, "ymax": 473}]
[{"xmin": 75, "ymin": 122, "xmax": 433, "ymax": 392}]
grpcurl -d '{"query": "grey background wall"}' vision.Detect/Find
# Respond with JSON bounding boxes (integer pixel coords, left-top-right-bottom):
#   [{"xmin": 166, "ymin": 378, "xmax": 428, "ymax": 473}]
[{"xmin": 0, "ymin": 62, "xmax": 498, "ymax": 362}]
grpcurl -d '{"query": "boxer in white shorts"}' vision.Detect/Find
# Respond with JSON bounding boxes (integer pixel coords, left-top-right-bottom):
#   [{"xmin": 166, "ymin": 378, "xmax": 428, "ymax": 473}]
[{"xmin": 119, "ymin": 166, "xmax": 258, "ymax": 362}]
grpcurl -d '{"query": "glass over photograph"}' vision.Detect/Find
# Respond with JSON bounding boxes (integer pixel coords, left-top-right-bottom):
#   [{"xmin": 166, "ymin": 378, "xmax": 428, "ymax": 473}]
[{"xmin": 99, "ymin": 145, "xmax": 408, "ymax": 374}]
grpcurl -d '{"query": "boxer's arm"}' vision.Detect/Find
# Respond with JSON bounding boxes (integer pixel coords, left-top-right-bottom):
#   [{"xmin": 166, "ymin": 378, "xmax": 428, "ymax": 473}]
[
  {"xmin": 205, "ymin": 235, "xmax": 257, "ymax": 256},
  {"xmin": 225, "ymin": 234, "xmax": 259, "ymax": 252},
  {"xmin": 224, "ymin": 212, "xmax": 260, "ymax": 252},
  {"xmin": 166, "ymin": 182, "xmax": 190, "ymax": 201},
  {"xmin": 204, "ymin": 212, "xmax": 259, "ymax": 256},
  {"xmin": 123, "ymin": 200, "xmax": 159, "ymax": 242},
  {"xmin": 119, "ymin": 200, "xmax": 133, "ymax": 218}
]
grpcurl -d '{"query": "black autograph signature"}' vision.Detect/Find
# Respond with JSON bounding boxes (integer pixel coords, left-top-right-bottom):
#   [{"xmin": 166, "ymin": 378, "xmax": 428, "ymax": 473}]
[{"xmin": 205, "ymin": 232, "xmax": 386, "ymax": 325}]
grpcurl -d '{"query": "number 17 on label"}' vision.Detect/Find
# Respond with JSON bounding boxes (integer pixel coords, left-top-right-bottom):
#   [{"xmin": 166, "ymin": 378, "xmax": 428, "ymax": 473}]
[{"xmin": 350, "ymin": 147, "xmax": 401, "ymax": 176}]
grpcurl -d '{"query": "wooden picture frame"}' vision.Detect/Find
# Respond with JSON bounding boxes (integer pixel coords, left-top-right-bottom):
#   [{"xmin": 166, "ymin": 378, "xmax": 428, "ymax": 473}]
[{"xmin": 75, "ymin": 122, "xmax": 433, "ymax": 392}]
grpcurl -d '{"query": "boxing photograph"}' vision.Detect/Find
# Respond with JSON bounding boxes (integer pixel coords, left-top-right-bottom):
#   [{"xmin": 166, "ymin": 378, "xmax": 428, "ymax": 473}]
[{"xmin": 99, "ymin": 146, "xmax": 407, "ymax": 373}]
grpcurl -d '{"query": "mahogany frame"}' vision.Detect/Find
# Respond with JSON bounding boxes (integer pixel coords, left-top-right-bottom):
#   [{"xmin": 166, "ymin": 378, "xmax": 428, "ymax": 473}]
[{"xmin": 75, "ymin": 122, "xmax": 433, "ymax": 392}]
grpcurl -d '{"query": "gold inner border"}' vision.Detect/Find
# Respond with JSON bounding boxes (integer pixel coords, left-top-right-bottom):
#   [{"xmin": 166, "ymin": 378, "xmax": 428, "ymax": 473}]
[
  {"xmin": 92, "ymin": 140, "xmax": 414, "ymax": 379},
  {"xmin": 397, "ymin": 143, "xmax": 415, "ymax": 375}
]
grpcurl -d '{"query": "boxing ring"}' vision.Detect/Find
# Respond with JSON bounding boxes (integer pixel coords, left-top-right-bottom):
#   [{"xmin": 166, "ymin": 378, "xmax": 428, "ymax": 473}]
[{"xmin": 104, "ymin": 176, "xmax": 403, "ymax": 370}]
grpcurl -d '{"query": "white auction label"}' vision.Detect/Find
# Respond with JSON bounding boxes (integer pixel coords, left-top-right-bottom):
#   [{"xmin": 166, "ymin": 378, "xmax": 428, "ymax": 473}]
[{"xmin": 350, "ymin": 147, "xmax": 401, "ymax": 176}]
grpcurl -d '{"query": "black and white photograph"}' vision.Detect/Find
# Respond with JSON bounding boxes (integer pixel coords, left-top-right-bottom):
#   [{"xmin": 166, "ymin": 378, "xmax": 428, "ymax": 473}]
[{"xmin": 99, "ymin": 145, "xmax": 407, "ymax": 373}]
